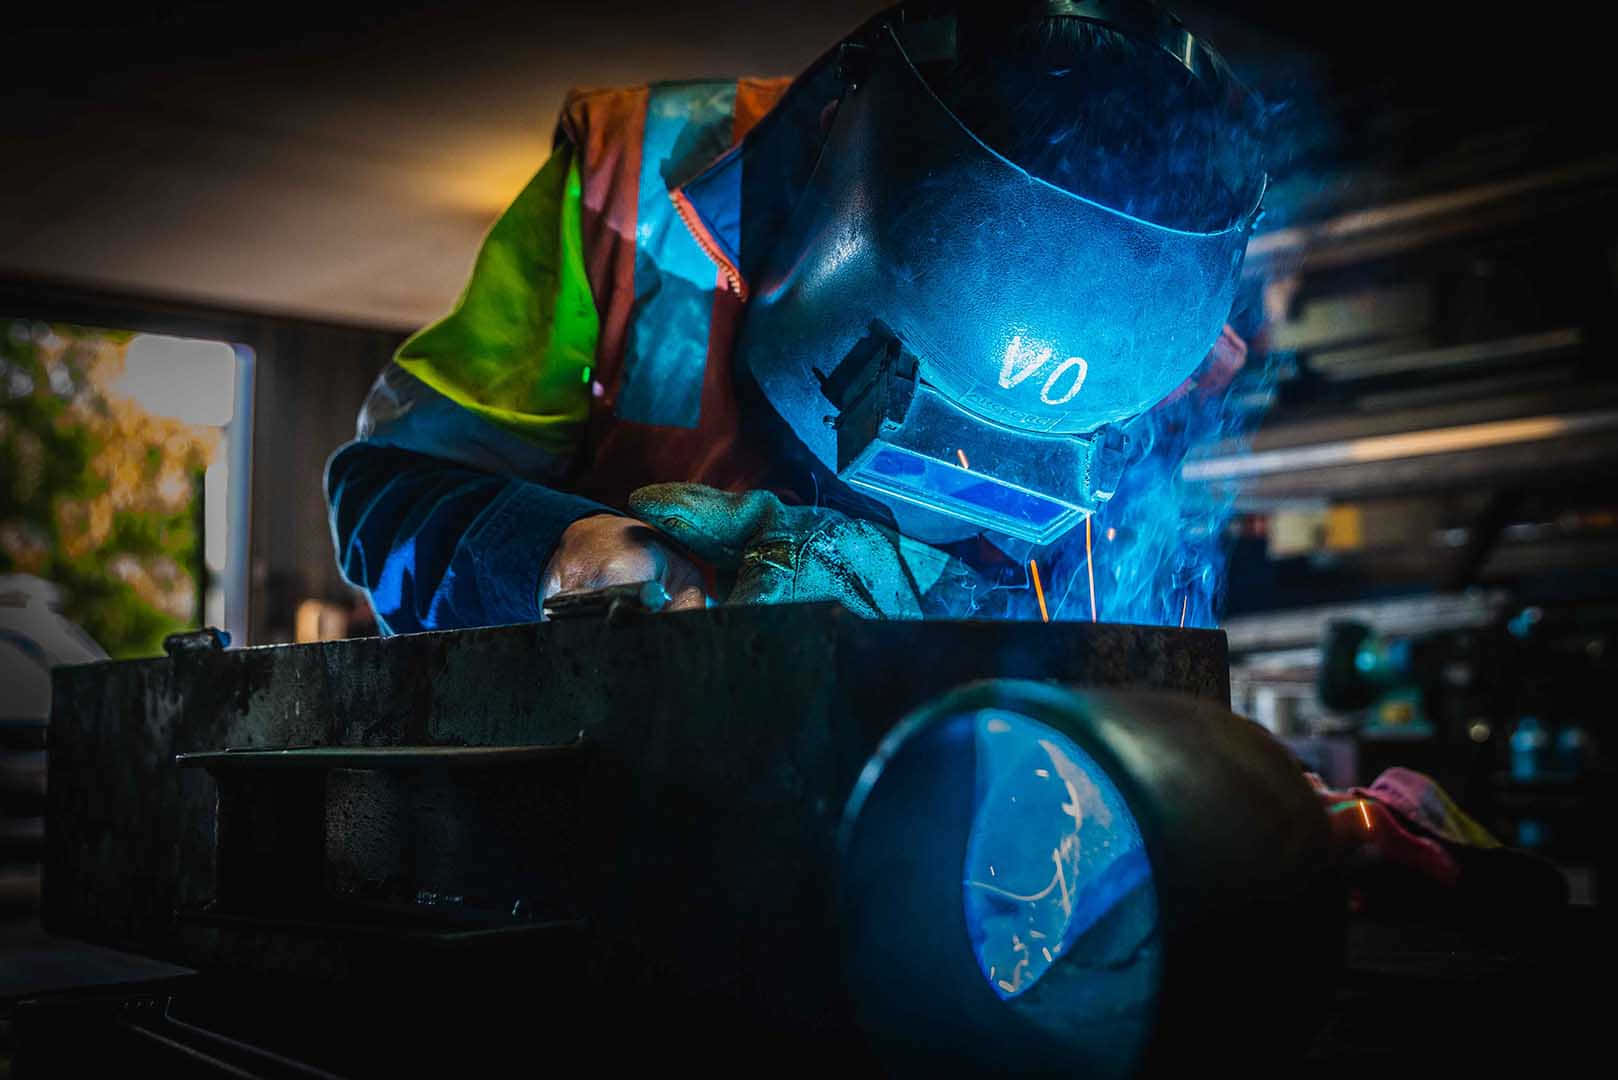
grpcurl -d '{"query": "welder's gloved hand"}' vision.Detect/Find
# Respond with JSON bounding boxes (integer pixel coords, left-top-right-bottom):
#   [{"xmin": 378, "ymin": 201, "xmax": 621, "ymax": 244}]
[
  {"xmin": 541, "ymin": 514, "xmax": 709, "ymax": 612},
  {"xmin": 628, "ymin": 483, "xmax": 975, "ymax": 618}
]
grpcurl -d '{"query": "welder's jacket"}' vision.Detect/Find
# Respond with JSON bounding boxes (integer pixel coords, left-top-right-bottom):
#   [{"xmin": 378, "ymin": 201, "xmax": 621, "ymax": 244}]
[
  {"xmin": 326, "ymin": 69, "xmax": 1244, "ymax": 634},
  {"xmin": 327, "ymin": 78, "xmax": 801, "ymax": 634}
]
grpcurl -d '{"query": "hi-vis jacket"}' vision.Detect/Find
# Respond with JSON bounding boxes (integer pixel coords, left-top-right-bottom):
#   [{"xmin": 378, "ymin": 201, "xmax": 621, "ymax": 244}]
[
  {"xmin": 326, "ymin": 68, "xmax": 1244, "ymax": 635},
  {"xmin": 327, "ymin": 77, "xmax": 797, "ymax": 635}
]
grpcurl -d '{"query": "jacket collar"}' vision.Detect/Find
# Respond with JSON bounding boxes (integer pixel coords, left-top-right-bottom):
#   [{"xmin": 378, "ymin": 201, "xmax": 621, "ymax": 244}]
[{"xmin": 671, "ymin": 55, "xmax": 842, "ymax": 300}]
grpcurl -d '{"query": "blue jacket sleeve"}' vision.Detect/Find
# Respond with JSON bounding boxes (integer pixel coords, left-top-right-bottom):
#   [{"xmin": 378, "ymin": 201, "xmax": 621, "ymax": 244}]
[{"xmin": 325, "ymin": 440, "xmax": 611, "ymax": 636}]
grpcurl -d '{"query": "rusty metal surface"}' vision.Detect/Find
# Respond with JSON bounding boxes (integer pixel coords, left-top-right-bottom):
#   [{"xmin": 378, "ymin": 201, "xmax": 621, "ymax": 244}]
[
  {"xmin": 44, "ymin": 603, "xmax": 1227, "ymax": 1029},
  {"xmin": 176, "ymin": 743, "xmax": 583, "ymax": 770}
]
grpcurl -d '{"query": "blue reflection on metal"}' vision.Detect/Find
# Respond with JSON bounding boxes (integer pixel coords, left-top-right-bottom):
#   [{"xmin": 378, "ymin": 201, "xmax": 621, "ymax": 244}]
[{"xmin": 963, "ymin": 709, "xmax": 1154, "ymax": 999}]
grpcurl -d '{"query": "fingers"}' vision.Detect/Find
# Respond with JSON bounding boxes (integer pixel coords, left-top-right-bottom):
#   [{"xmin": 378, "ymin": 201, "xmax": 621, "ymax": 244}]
[
  {"xmin": 541, "ymin": 514, "xmax": 710, "ymax": 609},
  {"xmin": 654, "ymin": 531, "xmax": 711, "ymax": 609},
  {"xmin": 596, "ymin": 524, "xmax": 709, "ymax": 609},
  {"xmin": 666, "ymin": 585, "xmax": 709, "ymax": 611},
  {"xmin": 552, "ymin": 523, "xmax": 661, "ymax": 593}
]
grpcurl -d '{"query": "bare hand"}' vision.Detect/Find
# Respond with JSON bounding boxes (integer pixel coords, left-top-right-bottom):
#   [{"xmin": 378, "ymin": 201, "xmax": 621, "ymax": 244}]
[{"xmin": 541, "ymin": 514, "xmax": 708, "ymax": 611}]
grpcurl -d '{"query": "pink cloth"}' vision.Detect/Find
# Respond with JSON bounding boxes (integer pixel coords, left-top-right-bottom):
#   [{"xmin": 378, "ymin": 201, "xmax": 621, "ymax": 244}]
[{"xmin": 1308, "ymin": 768, "xmax": 1504, "ymax": 909}]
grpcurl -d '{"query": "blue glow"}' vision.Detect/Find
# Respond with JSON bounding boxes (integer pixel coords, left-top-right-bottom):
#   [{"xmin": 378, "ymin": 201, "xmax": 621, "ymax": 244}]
[
  {"xmin": 1031, "ymin": 344, "xmax": 1278, "ymax": 627},
  {"xmin": 853, "ymin": 446, "xmax": 1076, "ymax": 534},
  {"xmin": 962, "ymin": 709, "xmax": 1155, "ymax": 999}
]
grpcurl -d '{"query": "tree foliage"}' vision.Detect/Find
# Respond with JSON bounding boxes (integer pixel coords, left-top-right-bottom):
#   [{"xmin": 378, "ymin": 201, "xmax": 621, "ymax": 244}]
[{"xmin": 0, "ymin": 320, "xmax": 218, "ymax": 658}]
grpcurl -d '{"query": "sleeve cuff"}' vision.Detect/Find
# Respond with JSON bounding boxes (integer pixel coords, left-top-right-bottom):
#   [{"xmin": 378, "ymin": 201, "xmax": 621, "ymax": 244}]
[{"xmin": 461, "ymin": 481, "xmax": 617, "ymax": 625}]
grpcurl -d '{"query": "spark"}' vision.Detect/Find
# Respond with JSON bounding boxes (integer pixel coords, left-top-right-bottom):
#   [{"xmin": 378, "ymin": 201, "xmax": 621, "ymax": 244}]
[
  {"xmin": 1029, "ymin": 559, "xmax": 1050, "ymax": 623},
  {"xmin": 1359, "ymin": 799, "xmax": 1373, "ymax": 830},
  {"xmin": 956, "ymin": 448, "xmax": 970, "ymax": 469},
  {"xmin": 1042, "ymin": 946, "xmax": 1054, "ymax": 963},
  {"xmin": 1085, "ymin": 516, "xmax": 1098, "ymax": 622},
  {"xmin": 1180, "ymin": 594, "xmax": 1188, "ymax": 628}
]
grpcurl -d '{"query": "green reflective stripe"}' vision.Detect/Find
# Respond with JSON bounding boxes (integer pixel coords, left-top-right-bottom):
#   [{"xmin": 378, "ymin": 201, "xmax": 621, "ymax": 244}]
[{"xmin": 395, "ymin": 147, "xmax": 597, "ymax": 457}]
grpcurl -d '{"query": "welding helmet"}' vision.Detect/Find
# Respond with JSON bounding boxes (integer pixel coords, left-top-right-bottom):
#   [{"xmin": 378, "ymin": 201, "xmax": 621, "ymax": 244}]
[{"xmin": 736, "ymin": 0, "xmax": 1266, "ymax": 546}]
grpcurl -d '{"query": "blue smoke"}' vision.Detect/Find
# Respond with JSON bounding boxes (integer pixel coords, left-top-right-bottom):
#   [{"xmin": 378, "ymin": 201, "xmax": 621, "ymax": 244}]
[
  {"xmin": 916, "ymin": 55, "xmax": 1322, "ymax": 627},
  {"xmin": 1036, "ymin": 332, "xmax": 1278, "ymax": 629},
  {"xmin": 1021, "ymin": 71, "xmax": 1324, "ymax": 629}
]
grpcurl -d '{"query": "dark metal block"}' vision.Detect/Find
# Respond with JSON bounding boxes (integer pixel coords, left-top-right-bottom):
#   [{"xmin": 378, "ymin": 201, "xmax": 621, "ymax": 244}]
[{"xmin": 44, "ymin": 604, "xmax": 1227, "ymax": 1030}]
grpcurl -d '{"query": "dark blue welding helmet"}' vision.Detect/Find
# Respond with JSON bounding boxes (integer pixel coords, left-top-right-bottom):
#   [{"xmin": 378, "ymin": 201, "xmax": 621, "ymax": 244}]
[{"xmin": 737, "ymin": 0, "xmax": 1266, "ymax": 546}]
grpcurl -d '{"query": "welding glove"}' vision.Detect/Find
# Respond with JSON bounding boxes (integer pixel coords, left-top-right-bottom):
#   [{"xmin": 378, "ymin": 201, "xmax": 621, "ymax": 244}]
[{"xmin": 628, "ymin": 483, "xmax": 980, "ymax": 619}]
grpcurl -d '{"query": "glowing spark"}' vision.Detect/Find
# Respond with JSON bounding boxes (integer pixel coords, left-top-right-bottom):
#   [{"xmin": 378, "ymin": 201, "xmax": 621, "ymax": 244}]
[
  {"xmin": 956, "ymin": 448, "xmax": 970, "ymax": 469},
  {"xmin": 1042, "ymin": 946, "xmax": 1054, "ymax": 963},
  {"xmin": 1105, "ymin": 526, "xmax": 1116, "ymax": 542},
  {"xmin": 1359, "ymin": 800, "xmax": 1373, "ymax": 830},
  {"xmin": 1180, "ymin": 594, "xmax": 1188, "ymax": 628},
  {"xmin": 1029, "ymin": 559, "xmax": 1050, "ymax": 623},
  {"xmin": 1034, "ymin": 768, "xmax": 1049, "ymax": 779},
  {"xmin": 1085, "ymin": 516, "xmax": 1098, "ymax": 623}
]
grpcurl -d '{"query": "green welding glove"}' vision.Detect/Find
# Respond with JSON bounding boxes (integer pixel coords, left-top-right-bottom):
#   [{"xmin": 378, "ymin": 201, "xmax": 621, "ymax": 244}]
[{"xmin": 627, "ymin": 483, "xmax": 978, "ymax": 619}]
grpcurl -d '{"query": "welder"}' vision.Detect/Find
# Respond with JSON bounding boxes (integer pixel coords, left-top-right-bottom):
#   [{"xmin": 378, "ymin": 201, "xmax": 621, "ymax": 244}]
[
  {"xmin": 324, "ymin": 0, "xmax": 1264, "ymax": 631},
  {"xmin": 321, "ymin": 0, "xmax": 1565, "ymax": 959}
]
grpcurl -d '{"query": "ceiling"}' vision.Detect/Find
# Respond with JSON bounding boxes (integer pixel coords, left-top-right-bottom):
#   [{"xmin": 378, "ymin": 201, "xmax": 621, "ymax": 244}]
[{"xmin": 2, "ymin": 3, "xmax": 1604, "ymax": 332}]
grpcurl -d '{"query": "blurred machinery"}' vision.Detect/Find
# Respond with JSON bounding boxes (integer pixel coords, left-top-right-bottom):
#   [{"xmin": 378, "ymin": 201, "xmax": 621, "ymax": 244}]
[
  {"xmin": 1229, "ymin": 599, "xmax": 1614, "ymax": 901},
  {"xmin": 0, "ymin": 577, "xmax": 106, "ymax": 922},
  {"xmin": 1194, "ymin": 127, "xmax": 1618, "ymax": 906}
]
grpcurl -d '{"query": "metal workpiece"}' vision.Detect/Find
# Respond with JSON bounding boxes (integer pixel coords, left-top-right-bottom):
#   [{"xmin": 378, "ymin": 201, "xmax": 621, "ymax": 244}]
[
  {"xmin": 840, "ymin": 682, "xmax": 1337, "ymax": 1076},
  {"xmin": 44, "ymin": 604, "xmax": 1232, "ymax": 1053}
]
